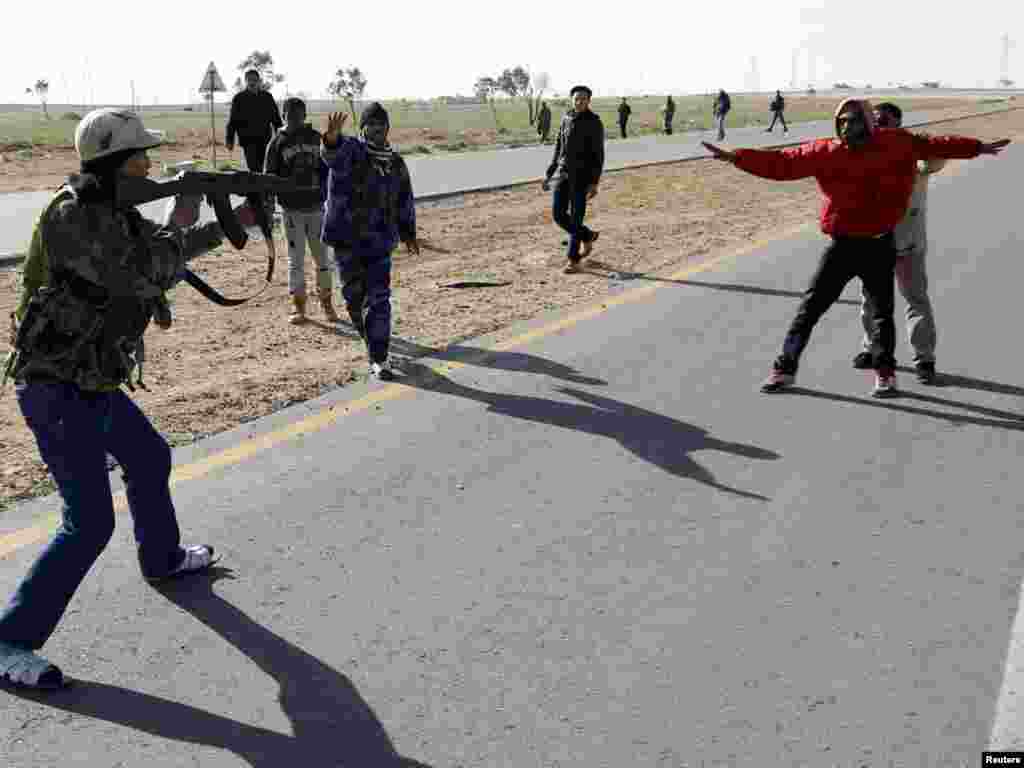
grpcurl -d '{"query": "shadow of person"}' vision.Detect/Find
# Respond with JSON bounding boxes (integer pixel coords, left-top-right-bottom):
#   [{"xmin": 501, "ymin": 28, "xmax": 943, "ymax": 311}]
[
  {"xmin": 896, "ymin": 366, "xmax": 1024, "ymax": 398},
  {"xmin": 790, "ymin": 387, "xmax": 1024, "ymax": 430},
  {"xmin": 400, "ymin": 362, "xmax": 779, "ymax": 501},
  {"xmin": 6, "ymin": 568, "xmax": 431, "ymax": 768},
  {"xmin": 382, "ymin": 336, "xmax": 607, "ymax": 387}
]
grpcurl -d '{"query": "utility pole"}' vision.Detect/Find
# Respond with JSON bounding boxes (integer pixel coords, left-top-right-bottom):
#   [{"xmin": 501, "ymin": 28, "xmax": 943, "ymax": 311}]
[
  {"xmin": 1000, "ymin": 33, "xmax": 1013, "ymax": 87},
  {"xmin": 130, "ymin": 80, "xmax": 136, "ymax": 111},
  {"xmin": 791, "ymin": 49, "xmax": 799, "ymax": 90}
]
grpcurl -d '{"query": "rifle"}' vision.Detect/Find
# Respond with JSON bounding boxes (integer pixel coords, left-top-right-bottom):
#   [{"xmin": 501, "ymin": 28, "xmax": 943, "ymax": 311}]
[{"xmin": 116, "ymin": 170, "xmax": 320, "ymax": 306}]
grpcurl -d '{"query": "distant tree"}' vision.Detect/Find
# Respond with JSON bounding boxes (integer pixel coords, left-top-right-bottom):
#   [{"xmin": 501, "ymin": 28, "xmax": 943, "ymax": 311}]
[
  {"xmin": 27, "ymin": 79, "xmax": 50, "ymax": 118},
  {"xmin": 496, "ymin": 69, "xmax": 519, "ymax": 99},
  {"xmin": 921, "ymin": 81, "xmax": 941, "ymax": 89},
  {"xmin": 1000, "ymin": 78, "xmax": 1015, "ymax": 88},
  {"xmin": 233, "ymin": 76, "xmax": 243, "ymax": 92},
  {"xmin": 473, "ymin": 76, "xmax": 503, "ymax": 132},
  {"xmin": 327, "ymin": 67, "xmax": 369, "ymax": 124},
  {"xmin": 237, "ymin": 51, "xmax": 285, "ymax": 91},
  {"xmin": 530, "ymin": 71, "xmax": 550, "ymax": 125}
]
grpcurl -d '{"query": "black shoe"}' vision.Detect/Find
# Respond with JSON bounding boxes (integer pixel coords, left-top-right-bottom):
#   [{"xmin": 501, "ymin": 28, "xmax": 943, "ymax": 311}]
[
  {"xmin": 852, "ymin": 351, "xmax": 873, "ymax": 369},
  {"xmin": 915, "ymin": 361, "xmax": 937, "ymax": 385}
]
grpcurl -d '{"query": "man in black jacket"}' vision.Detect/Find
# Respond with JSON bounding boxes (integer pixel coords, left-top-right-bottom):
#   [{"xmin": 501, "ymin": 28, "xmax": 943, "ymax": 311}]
[
  {"xmin": 618, "ymin": 97, "xmax": 632, "ymax": 139},
  {"xmin": 225, "ymin": 69, "xmax": 283, "ymax": 172},
  {"xmin": 766, "ymin": 89, "xmax": 788, "ymax": 133},
  {"xmin": 542, "ymin": 85, "xmax": 605, "ymax": 274}
]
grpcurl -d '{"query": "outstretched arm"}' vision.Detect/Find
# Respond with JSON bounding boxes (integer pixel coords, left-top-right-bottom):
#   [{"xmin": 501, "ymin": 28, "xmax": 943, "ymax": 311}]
[{"xmin": 703, "ymin": 140, "xmax": 825, "ymax": 180}]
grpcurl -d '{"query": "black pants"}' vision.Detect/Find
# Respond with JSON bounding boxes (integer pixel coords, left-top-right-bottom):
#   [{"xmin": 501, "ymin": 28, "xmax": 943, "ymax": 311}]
[
  {"xmin": 778, "ymin": 234, "xmax": 897, "ymax": 372},
  {"xmin": 241, "ymin": 139, "xmax": 269, "ymax": 173},
  {"xmin": 768, "ymin": 111, "xmax": 788, "ymax": 131},
  {"xmin": 552, "ymin": 180, "xmax": 594, "ymax": 263},
  {"xmin": 619, "ymin": 120, "xmax": 628, "ymax": 139},
  {"xmin": 664, "ymin": 119, "xmax": 673, "ymax": 135}
]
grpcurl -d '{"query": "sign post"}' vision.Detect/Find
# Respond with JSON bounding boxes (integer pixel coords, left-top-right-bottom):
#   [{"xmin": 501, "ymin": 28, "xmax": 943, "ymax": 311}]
[{"xmin": 198, "ymin": 62, "xmax": 226, "ymax": 169}]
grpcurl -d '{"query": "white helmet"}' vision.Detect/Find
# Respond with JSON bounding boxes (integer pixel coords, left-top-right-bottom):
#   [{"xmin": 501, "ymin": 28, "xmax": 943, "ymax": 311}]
[{"xmin": 74, "ymin": 108, "xmax": 163, "ymax": 164}]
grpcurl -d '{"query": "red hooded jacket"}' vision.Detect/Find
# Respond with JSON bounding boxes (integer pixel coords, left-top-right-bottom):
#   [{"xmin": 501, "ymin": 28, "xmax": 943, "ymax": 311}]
[{"xmin": 732, "ymin": 99, "xmax": 983, "ymax": 237}]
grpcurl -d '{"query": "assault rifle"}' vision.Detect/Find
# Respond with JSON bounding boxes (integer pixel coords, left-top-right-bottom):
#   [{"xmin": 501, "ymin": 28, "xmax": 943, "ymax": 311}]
[{"xmin": 116, "ymin": 170, "xmax": 320, "ymax": 305}]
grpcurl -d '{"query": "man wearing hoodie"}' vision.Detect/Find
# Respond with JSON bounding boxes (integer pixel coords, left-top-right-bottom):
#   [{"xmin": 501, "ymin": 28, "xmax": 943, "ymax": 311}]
[
  {"xmin": 703, "ymin": 98, "xmax": 1009, "ymax": 397},
  {"xmin": 264, "ymin": 97, "xmax": 337, "ymax": 325},
  {"xmin": 542, "ymin": 85, "xmax": 605, "ymax": 274},
  {"xmin": 851, "ymin": 102, "xmax": 942, "ymax": 384},
  {"xmin": 320, "ymin": 103, "xmax": 418, "ymax": 381}
]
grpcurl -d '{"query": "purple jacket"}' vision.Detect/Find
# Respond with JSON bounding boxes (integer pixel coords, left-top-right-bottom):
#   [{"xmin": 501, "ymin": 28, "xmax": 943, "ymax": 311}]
[{"xmin": 320, "ymin": 136, "xmax": 416, "ymax": 252}]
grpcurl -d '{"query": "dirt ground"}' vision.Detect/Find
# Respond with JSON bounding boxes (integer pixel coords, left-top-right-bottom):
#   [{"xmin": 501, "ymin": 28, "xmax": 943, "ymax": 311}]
[
  {"xmin": 0, "ymin": 100, "xmax": 1003, "ymax": 195},
  {"xmin": 1, "ymin": 108, "xmax": 1023, "ymax": 510}
]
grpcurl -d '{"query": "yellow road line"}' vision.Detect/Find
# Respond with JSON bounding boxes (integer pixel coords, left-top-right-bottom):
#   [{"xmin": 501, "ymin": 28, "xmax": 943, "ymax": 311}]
[{"xmin": 1, "ymin": 226, "xmax": 807, "ymax": 558}]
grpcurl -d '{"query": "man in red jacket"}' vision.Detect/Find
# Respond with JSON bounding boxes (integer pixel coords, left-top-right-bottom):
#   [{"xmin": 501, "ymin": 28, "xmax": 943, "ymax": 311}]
[{"xmin": 703, "ymin": 98, "xmax": 1009, "ymax": 397}]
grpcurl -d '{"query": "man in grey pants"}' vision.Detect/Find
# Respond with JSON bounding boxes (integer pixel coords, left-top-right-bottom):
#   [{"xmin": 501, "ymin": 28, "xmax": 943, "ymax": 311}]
[{"xmin": 852, "ymin": 102, "xmax": 941, "ymax": 384}]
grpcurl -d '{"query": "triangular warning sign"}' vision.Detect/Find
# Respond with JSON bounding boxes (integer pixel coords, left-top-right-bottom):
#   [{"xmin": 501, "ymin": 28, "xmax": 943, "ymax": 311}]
[{"xmin": 199, "ymin": 62, "xmax": 226, "ymax": 92}]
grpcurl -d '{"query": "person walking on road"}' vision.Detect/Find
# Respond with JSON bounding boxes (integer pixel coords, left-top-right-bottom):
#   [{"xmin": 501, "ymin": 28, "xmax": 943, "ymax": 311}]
[
  {"xmin": 542, "ymin": 84, "xmax": 605, "ymax": 274},
  {"xmin": 713, "ymin": 89, "xmax": 731, "ymax": 140},
  {"xmin": 851, "ymin": 102, "xmax": 944, "ymax": 384},
  {"xmin": 0, "ymin": 109, "xmax": 232, "ymax": 690},
  {"xmin": 766, "ymin": 89, "xmax": 788, "ymax": 134},
  {"xmin": 320, "ymin": 103, "xmax": 419, "ymax": 381},
  {"xmin": 263, "ymin": 97, "xmax": 337, "ymax": 326},
  {"xmin": 663, "ymin": 95, "xmax": 676, "ymax": 135},
  {"xmin": 702, "ymin": 98, "xmax": 1009, "ymax": 397},
  {"xmin": 225, "ymin": 69, "xmax": 283, "ymax": 173},
  {"xmin": 618, "ymin": 97, "xmax": 632, "ymax": 139},
  {"xmin": 537, "ymin": 101, "xmax": 552, "ymax": 144}
]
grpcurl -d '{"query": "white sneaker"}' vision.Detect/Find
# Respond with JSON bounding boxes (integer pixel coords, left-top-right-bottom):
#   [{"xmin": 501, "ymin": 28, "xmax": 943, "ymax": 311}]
[
  {"xmin": 370, "ymin": 361, "xmax": 395, "ymax": 381},
  {"xmin": 149, "ymin": 545, "xmax": 217, "ymax": 582}
]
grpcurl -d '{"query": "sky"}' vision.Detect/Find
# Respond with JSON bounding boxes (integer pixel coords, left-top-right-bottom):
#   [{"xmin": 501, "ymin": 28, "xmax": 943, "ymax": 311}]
[{"xmin": 2, "ymin": 0, "xmax": 1021, "ymax": 107}]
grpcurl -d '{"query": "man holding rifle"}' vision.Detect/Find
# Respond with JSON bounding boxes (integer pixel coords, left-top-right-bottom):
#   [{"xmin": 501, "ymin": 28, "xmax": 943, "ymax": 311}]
[{"xmin": 0, "ymin": 108, "xmax": 270, "ymax": 691}]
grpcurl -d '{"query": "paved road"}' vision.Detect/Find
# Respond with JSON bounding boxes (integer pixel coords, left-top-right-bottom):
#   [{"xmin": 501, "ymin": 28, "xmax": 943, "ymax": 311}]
[
  {"xmin": 2, "ymin": 143, "xmax": 1023, "ymax": 765},
  {"xmin": 0, "ymin": 104, "xmax": 1012, "ymax": 260}
]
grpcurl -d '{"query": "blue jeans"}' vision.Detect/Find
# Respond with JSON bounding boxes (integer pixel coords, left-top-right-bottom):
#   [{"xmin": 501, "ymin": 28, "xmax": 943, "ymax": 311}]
[
  {"xmin": 0, "ymin": 381, "xmax": 185, "ymax": 650},
  {"xmin": 551, "ymin": 181, "xmax": 594, "ymax": 262},
  {"xmin": 333, "ymin": 246, "xmax": 392, "ymax": 364}
]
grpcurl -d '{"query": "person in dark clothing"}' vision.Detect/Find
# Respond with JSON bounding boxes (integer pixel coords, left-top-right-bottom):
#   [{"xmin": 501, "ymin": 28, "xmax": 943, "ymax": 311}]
[
  {"xmin": 225, "ymin": 69, "xmax": 283, "ymax": 172},
  {"xmin": 713, "ymin": 89, "xmax": 731, "ymax": 140},
  {"xmin": 663, "ymin": 95, "xmax": 675, "ymax": 135},
  {"xmin": 618, "ymin": 97, "xmax": 632, "ymax": 139},
  {"xmin": 264, "ymin": 97, "xmax": 337, "ymax": 325},
  {"xmin": 320, "ymin": 103, "xmax": 418, "ymax": 381},
  {"xmin": 766, "ymin": 89, "xmax": 788, "ymax": 133},
  {"xmin": 537, "ymin": 101, "xmax": 552, "ymax": 143},
  {"xmin": 542, "ymin": 85, "xmax": 605, "ymax": 274}
]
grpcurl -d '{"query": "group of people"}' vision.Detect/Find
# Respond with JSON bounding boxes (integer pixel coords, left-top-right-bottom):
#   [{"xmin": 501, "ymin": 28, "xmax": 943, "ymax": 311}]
[{"xmin": 0, "ymin": 77, "xmax": 1010, "ymax": 690}]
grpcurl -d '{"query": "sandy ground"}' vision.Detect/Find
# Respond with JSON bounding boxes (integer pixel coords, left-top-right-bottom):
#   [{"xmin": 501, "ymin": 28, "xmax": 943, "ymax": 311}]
[{"xmin": 1, "ymin": 108, "xmax": 1022, "ymax": 510}]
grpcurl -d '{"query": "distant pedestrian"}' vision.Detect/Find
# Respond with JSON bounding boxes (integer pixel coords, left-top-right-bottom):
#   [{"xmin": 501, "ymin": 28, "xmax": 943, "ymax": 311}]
[
  {"xmin": 618, "ymin": 97, "xmax": 632, "ymax": 139},
  {"xmin": 542, "ymin": 85, "xmax": 605, "ymax": 274},
  {"xmin": 537, "ymin": 101, "xmax": 552, "ymax": 143},
  {"xmin": 663, "ymin": 95, "xmax": 676, "ymax": 135},
  {"xmin": 263, "ymin": 97, "xmax": 337, "ymax": 326},
  {"xmin": 713, "ymin": 89, "xmax": 731, "ymax": 140},
  {"xmin": 766, "ymin": 89, "xmax": 788, "ymax": 134},
  {"xmin": 225, "ymin": 69, "xmax": 283, "ymax": 173}
]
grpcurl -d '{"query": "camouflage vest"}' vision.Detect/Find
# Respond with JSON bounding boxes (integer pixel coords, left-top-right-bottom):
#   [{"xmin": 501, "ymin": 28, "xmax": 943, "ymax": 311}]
[{"xmin": 3, "ymin": 187, "xmax": 156, "ymax": 392}]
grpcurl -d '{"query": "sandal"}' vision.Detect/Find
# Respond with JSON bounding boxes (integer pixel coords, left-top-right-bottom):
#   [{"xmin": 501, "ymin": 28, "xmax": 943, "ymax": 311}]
[{"xmin": 0, "ymin": 642, "xmax": 68, "ymax": 691}]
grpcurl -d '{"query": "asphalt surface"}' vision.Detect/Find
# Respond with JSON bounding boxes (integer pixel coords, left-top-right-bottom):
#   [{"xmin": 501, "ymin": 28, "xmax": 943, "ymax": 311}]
[
  {"xmin": 0, "ymin": 104, "xmax": 1012, "ymax": 261},
  {"xmin": 1, "ymin": 139, "xmax": 1023, "ymax": 765}
]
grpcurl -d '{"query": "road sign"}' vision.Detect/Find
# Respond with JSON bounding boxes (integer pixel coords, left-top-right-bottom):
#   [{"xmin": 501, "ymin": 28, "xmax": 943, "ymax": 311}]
[{"xmin": 199, "ymin": 62, "xmax": 226, "ymax": 93}]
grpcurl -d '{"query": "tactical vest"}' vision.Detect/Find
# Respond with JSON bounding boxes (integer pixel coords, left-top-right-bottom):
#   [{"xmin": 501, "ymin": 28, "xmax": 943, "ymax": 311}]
[{"xmin": 3, "ymin": 188, "xmax": 157, "ymax": 392}]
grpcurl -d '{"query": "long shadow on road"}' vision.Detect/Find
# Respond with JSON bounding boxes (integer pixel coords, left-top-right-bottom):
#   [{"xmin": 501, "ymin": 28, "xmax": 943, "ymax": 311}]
[
  {"xmin": 8, "ymin": 568, "xmax": 432, "ymax": 768},
  {"xmin": 400, "ymin": 361, "xmax": 780, "ymax": 502}
]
